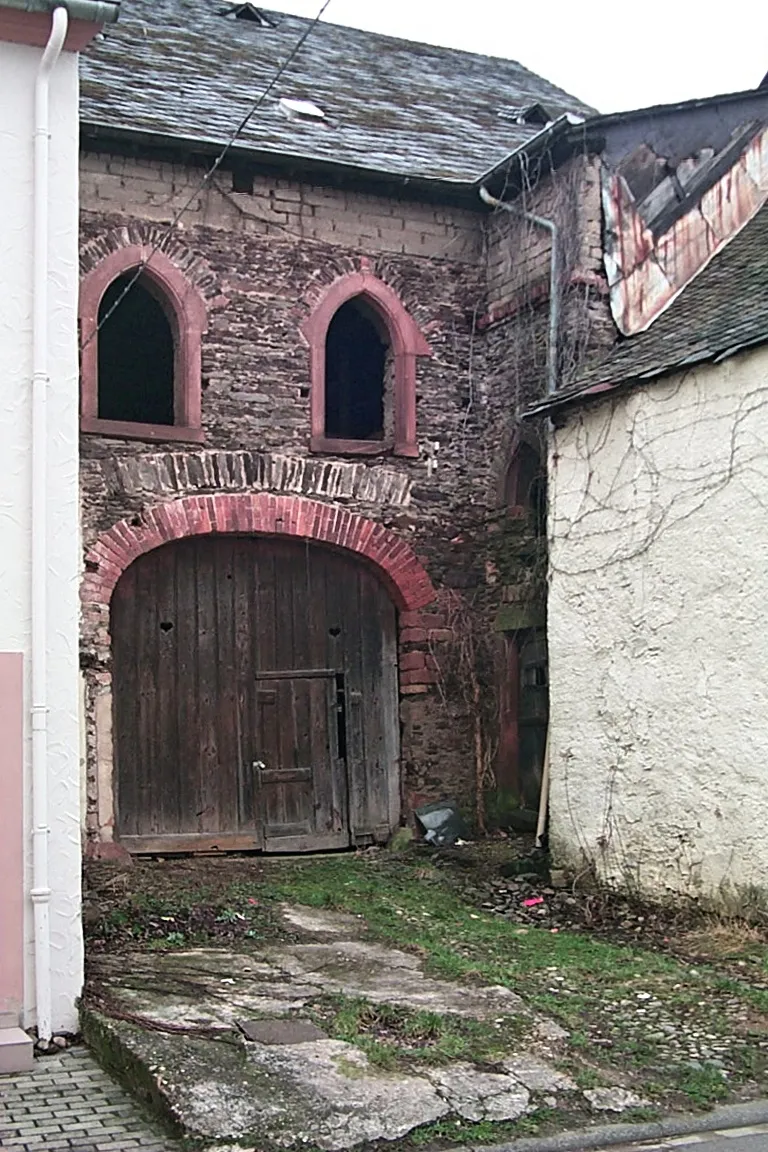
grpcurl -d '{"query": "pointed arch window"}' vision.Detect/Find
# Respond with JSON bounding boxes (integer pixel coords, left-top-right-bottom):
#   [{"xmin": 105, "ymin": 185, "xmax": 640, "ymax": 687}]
[
  {"xmin": 302, "ymin": 272, "xmax": 431, "ymax": 457},
  {"xmin": 504, "ymin": 440, "xmax": 546, "ymax": 535},
  {"xmin": 80, "ymin": 247, "xmax": 207, "ymax": 443}
]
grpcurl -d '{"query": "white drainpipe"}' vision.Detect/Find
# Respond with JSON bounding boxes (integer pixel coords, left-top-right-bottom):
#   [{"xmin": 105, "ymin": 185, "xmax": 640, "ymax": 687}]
[{"xmin": 31, "ymin": 2, "xmax": 69, "ymax": 1044}]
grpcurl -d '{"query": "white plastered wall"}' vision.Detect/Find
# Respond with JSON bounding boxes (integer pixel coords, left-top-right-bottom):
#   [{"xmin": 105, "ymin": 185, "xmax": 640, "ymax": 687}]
[
  {"xmin": 547, "ymin": 346, "xmax": 768, "ymax": 905},
  {"xmin": 0, "ymin": 40, "xmax": 83, "ymax": 1031}
]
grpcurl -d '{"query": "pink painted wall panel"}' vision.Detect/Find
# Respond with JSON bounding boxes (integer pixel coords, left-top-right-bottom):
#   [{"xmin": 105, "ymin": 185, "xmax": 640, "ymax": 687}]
[{"xmin": 0, "ymin": 653, "xmax": 24, "ymax": 1023}]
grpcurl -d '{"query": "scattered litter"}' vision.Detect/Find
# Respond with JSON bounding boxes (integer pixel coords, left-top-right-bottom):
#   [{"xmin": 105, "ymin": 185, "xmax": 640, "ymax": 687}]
[
  {"xmin": 522, "ymin": 897, "xmax": 545, "ymax": 908},
  {"xmin": 414, "ymin": 800, "xmax": 469, "ymax": 847}
]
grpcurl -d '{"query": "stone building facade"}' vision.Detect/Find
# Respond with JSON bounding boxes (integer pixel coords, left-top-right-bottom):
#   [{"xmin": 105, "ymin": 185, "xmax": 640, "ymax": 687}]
[
  {"xmin": 75, "ymin": 0, "xmax": 618, "ymax": 855},
  {"xmin": 78, "ymin": 159, "xmax": 491, "ymax": 850},
  {"xmin": 77, "ymin": 127, "xmax": 619, "ymax": 852}
]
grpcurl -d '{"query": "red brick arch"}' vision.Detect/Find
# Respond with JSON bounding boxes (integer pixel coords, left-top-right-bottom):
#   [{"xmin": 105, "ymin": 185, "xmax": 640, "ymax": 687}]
[{"xmin": 82, "ymin": 493, "xmax": 435, "ymax": 612}]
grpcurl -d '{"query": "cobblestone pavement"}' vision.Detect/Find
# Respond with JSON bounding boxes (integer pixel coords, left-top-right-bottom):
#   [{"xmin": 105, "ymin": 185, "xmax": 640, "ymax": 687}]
[{"xmin": 0, "ymin": 1045, "xmax": 182, "ymax": 1152}]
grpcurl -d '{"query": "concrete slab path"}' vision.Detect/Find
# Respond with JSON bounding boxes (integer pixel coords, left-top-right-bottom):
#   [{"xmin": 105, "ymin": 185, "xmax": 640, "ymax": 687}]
[{"xmin": 83, "ymin": 904, "xmax": 582, "ymax": 1149}]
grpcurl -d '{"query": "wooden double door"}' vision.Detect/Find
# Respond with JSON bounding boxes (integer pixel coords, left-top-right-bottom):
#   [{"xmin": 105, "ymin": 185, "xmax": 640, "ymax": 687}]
[{"xmin": 111, "ymin": 536, "xmax": 400, "ymax": 853}]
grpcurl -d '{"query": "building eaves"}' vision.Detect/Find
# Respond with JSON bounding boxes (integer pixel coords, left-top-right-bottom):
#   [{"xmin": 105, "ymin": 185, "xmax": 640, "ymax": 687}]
[
  {"xmin": 0, "ymin": 0, "xmax": 119, "ymax": 21},
  {"xmin": 479, "ymin": 87, "xmax": 768, "ymax": 200}
]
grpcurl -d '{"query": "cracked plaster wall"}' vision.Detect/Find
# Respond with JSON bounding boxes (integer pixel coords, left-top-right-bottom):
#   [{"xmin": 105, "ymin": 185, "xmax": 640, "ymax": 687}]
[
  {"xmin": 0, "ymin": 41, "xmax": 83, "ymax": 1031},
  {"xmin": 547, "ymin": 345, "xmax": 768, "ymax": 905}
]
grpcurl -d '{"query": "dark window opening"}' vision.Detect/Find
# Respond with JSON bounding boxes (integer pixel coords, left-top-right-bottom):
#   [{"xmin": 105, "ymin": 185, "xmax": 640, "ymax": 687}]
[
  {"xmin": 325, "ymin": 298, "xmax": 388, "ymax": 441},
  {"xmin": 231, "ymin": 166, "xmax": 255, "ymax": 194},
  {"xmin": 505, "ymin": 442, "xmax": 546, "ymax": 535},
  {"xmin": 97, "ymin": 272, "xmax": 175, "ymax": 426}
]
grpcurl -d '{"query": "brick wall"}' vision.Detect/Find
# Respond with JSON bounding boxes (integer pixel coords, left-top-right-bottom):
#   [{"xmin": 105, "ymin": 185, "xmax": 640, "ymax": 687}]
[
  {"xmin": 485, "ymin": 155, "xmax": 604, "ymax": 317},
  {"xmin": 78, "ymin": 144, "xmax": 618, "ymax": 844},
  {"xmin": 78, "ymin": 149, "xmax": 527, "ymax": 842},
  {"xmin": 79, "ymin": 150, "xmax": 483, "ymax": 262}
]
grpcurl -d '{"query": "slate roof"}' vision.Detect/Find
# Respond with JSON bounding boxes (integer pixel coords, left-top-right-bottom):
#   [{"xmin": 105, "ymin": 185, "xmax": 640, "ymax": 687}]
[
  {"xmin": 526, "ymin": 203, "xmax": 768, "ymax": 418},
  {"xmin": 79, "ymin": 0, "xmax": 593, "ymax": 186}
]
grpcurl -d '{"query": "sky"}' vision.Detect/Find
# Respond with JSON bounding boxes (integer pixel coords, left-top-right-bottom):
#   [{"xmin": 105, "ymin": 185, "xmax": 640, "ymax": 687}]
[{"xmin": 270, "ymin": 0, "xmax": 768, "ymax": 114}]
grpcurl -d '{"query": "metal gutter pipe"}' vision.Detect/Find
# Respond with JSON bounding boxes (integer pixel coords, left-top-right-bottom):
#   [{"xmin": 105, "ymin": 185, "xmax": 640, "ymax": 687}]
[
  {"xmin": 479, "ymin": 185, "xmax": 561, "ymax": 397},
  {"xmin": 31, "ymin": 1, "xmax": 68, "ymax": 1044},
  {"xmin": 0, "ymin": 0, "xmax": 119, "ymax": 23}
]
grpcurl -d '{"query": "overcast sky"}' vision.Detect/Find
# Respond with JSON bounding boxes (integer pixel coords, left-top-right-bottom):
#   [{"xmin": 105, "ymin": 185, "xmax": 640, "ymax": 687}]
[{"xmin": 273, "ymin": 0, "xmax": 767, "ymax": 114}]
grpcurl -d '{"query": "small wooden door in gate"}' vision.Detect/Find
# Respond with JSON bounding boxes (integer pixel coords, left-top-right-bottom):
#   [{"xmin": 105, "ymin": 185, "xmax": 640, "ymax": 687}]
[
  {"xmin": 111, "ymin": 535, "xmax": 399, "ymax": 853},
  {"xmin": 254, "ymin": 671, "xmax": 349, "ymax": 852}
]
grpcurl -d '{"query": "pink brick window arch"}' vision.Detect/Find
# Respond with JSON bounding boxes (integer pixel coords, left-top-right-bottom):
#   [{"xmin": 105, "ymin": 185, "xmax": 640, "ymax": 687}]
[
  {"xmin": 79, "ymin": 246, "xmax": 208, "ymax": 443},
  {"xmin": 301, "ymin": 271, "xmax": 431, "ymax": 458}
]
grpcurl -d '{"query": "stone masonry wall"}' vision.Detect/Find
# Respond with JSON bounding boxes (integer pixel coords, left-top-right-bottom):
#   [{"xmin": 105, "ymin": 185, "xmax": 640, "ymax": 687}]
[
  {"xmin": 485, "ymin": 155, "xmax": 603, "ymax": 318},
  {"xmin": 79, "ymin": 149, "xmax": 518, "ymax": 843},
  {"xmin": 472, "ymin": 152, "xmax": 617, "ymax": 816}
]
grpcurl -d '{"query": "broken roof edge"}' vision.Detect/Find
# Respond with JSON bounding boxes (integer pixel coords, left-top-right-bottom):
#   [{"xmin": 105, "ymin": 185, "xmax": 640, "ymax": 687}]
[
  {"xmin": 521, "ymin": 331, "xmax": 768, "ymax": 423},
  {"xmin": 79, "ymin": 120, "xmax": 492, "ymax": 203},
  {"xmin": 586, "ymin": 83, "xmax": 768, "ymax": 129},
  {"xmin": 0, "ymin": 0, "xmax": 120, "ymax": 21},
  {"xmin": 478, "ymin": 85, "xmax": 768, "ymax": 200},
  {"xmin": 473, "ymin": 115, "xmax": 577, "ymax": 193}
]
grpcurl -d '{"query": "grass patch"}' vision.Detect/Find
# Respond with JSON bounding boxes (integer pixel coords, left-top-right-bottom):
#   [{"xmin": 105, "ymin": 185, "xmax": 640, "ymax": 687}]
[
  {"xmin": 306, "ymin": 994, "xmax": 525, "ymax": 1071},
  {"xmin": 404, "ymin": 1108, "xmax": 559, "ymax": 1148},
  {"xmin": 84, "ymin": 850, "xmax": 768, "ymax": 1113},
  {"xmin": 263, "ymin": 855, "xmax": 768, "ymax": 1107}
]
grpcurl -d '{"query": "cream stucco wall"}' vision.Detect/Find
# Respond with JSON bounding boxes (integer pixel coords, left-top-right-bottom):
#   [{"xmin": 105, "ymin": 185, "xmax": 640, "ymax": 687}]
[
  {"xmin": 0, "ymin": 40, "xmax": 83, "ymax": 1031},
  {"xmin": 547, "ymin": 345, "xmax": 768, "ymax": 906}
]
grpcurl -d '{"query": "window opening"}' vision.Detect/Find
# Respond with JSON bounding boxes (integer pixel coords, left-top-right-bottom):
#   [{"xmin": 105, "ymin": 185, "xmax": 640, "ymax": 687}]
[
  {"xmin": 97, "ymin": 272, "xmax": 175, "ymax": 426},
  {"xmin": 324, "ymin": 297, "xmax": 389, "ymax": 441},
  {"xmin": 505, "ymin": 442, "xmax": 546, "ymax": 535},
  {"xmin": 231, "ymin": 165, "xmax": 255, "ymax": 194}
]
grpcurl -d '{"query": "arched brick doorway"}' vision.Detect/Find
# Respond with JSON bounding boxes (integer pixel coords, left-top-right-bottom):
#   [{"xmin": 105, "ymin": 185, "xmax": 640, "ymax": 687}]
[{"xmin": 82, "ymin": 493, "xmax": 435, "ymax": 853}]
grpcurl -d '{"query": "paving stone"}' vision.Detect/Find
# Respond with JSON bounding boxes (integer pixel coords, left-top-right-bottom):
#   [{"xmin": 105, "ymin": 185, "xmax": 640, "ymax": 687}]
[{"xmin": 0, "ymin": 1047, "xmax": 182, "ymax": 1152}]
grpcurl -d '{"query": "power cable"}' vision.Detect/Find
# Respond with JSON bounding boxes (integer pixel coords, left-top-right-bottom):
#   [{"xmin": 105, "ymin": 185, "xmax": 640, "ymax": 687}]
[{"xmin": 82, "ymin": 0, "xmax": 333, "ymax": 350}]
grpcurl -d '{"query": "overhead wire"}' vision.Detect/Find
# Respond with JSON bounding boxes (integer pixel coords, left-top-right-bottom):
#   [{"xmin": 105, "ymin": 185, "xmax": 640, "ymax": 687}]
[{"xmin": 82, "ymin": 0, "xmax": 334, "ymax": 350}]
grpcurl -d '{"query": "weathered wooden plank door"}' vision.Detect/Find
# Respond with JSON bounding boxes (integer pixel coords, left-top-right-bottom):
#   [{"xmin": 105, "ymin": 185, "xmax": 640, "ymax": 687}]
[
  {"xmin": 253, "ymin": 671, "xmax": 348, "ymax": 852},
  {"xmin": 111, "ymin": 535, "xmax": 399, "ymax": 853}
]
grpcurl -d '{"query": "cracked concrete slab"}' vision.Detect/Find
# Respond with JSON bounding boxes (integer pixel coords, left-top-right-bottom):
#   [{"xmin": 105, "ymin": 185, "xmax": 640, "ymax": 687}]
[
  {"xmin": 274, "ymin": 939, "xmax": 525, "ymax": 1018},
  {"xmin": 584, "ymin": 1086, "xmax": 651, "ymax": 1111},
  {"xmin": 245, "ymin": 1038, "xmax": 450, "ymax": 1148},
  {"xmin": 427, "ymin": 1063, "xmax": 530, "ymax": 1121},
  {"xmin": 279, "ymin": 905, "xmax": 366, "ymax": 936},
  {"xmin": 84, "ymin": 904, "xmax": 571, "ymax": 1150},
  {"xmin": 502, "ymin": 1055, "xmax": 578, "ymax": 1092}
]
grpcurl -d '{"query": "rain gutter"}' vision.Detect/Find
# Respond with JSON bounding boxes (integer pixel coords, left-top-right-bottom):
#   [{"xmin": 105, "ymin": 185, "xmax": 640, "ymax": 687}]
[
  {"xmin": 30, "ymin": 0, "xmax": 69, "ymax": 1044},
  {"xmin": 0, "ymin": 0, "xmax": 119, "ymax": 22}
]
